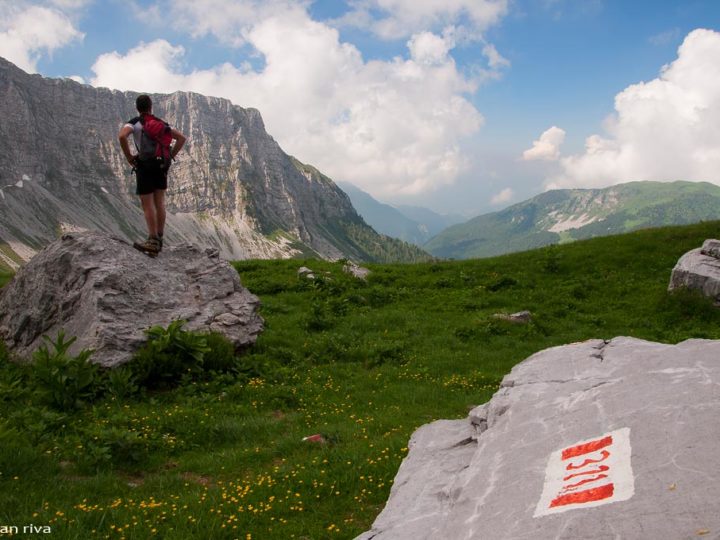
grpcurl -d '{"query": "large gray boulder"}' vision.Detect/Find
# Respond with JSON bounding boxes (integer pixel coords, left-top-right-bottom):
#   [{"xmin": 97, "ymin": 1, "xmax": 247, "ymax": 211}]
[
  {"xmin": 668, "ymin": 238, "xmax": 720, "ymax": 300},
  {"xmin": 357, "ymin": 337, "xmax": 720, "ymax": 540},
  {"xmin": 0, "ymin": 232, "xmax": 263, "ymax": 367}
]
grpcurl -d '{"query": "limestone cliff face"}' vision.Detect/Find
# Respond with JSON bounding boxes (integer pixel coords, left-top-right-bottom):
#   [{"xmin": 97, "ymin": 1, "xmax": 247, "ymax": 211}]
[{"xmin": 0, "ymin": 57, "xmax": 423, "ymax": 269}]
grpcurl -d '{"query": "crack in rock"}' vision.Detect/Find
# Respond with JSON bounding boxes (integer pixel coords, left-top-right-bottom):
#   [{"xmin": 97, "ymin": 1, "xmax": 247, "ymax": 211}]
[
  {"xmin": 591, "ymin": 339, "xmax": 611, "ymax": 361},
  {"xmin": 448, "ymin": 437, "xmax": 476, "ymax": 449}
]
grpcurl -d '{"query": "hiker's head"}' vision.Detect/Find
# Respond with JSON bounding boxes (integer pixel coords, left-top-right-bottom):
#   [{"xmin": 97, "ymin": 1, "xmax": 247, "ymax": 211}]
[{"xmin": 136, "ymin": 95, "xmax": 152, "ymax": 114}]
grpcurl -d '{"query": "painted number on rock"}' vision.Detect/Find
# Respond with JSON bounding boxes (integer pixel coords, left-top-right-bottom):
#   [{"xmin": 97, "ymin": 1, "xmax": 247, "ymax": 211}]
[{"xmin": 534, "ymin": 427, "xmax": 634, "ymax": 517}]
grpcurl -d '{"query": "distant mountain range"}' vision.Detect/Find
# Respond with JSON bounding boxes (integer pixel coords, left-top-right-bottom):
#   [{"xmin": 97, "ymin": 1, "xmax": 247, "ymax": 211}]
[
  {"xmin": 424, "ymin": 181, "xmax": 720, "ymax": 259},
  {"xmin": 337, "ymin": 182, "xmax": 465, "ymax": 246}
]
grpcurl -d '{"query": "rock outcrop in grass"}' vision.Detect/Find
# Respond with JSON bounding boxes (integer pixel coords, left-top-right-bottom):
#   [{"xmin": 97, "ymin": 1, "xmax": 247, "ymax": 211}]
[
  {"xmin": 0, "ymin": 232, "xmax": 263, "ymax": 367},
  {"xmin": 669, "ymin": 238, "xmax": 720, "ymax": 301}
]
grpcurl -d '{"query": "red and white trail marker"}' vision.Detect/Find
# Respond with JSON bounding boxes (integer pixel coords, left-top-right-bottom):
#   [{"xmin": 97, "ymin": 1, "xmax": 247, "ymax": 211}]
[{"xmin": 534, "ymin": 427, "xmax": 634, "ymax": 517}]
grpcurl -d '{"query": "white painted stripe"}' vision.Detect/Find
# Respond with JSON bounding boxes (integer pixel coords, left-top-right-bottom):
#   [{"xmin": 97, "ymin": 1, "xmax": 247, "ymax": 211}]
[{"xmin": 534, "ymin": 427, "xmax": 634, "ymax": 517}]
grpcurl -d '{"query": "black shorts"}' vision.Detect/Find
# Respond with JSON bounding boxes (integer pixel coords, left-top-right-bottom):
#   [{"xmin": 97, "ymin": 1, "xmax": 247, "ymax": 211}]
[{"xmin": 135, "ymin": 159, "xmax": 169, "ymax": 195}]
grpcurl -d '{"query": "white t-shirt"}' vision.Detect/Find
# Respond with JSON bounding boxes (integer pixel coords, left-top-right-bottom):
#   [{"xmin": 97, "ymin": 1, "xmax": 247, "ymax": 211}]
[{"xmin": 124, "ymin": 116, "xmax": 145, "ymax": 150}]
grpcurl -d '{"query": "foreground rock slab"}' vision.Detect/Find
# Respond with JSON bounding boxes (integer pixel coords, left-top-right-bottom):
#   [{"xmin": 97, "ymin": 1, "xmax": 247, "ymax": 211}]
[
  {"xmin": 668, "ymin": 238, "xmax": 720, "ymax": 300},
  {"xmin": 357, "ymin": 337, "xmax": 720, "ymax": 540},
  {"xmin": 0, "ymin": 232, "xmax": 263, "ymax": 367}
]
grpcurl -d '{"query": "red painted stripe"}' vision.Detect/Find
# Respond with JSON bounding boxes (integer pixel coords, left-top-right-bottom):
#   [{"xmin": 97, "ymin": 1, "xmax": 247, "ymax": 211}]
[
  {"xmin": 550, "ymin": 483, "xmax": 615, "ymax": 508},
  {"xmin": 562, "ymin": 435, "xmax": 613, "ymax": 460},
  {"xmin": 561, "ymin": 474, "xmax": 609, "ymax": 493},
  {"xmin": 563, "ymin": 465, "xmax": 610, "ymax": 482},
  {"xmin": 566, "ymin": 450, "xmax": 611, "ymax": 470}
]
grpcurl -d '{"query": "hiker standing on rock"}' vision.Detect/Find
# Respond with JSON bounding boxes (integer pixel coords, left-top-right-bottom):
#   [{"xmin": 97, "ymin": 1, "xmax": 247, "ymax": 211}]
[{"xmin": 118, "ymin": 94, "xmax": 186, "ymax": 256}]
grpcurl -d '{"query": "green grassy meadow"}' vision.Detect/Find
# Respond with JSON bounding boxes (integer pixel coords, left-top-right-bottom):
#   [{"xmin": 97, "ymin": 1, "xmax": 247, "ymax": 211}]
[{"xmin": 2, "ymin": 221, "xmax": 720, "ymax": 539}]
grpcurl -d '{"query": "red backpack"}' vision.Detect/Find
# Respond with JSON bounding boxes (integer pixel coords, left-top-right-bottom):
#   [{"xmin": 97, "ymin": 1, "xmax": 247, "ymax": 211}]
[{"xmin": 137, "ymin": 113, "xmax": 173, "ymax": 168}]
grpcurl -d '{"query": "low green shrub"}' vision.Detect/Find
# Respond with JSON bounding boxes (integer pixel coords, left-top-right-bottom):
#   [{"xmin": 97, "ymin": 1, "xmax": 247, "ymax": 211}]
[
  {"xmin": 7, "ymin": 406, "xmax": 68, "ymax": 444},
  {"xmin": 0, "ymin": 345, "xmax": 28, "ymax": 402},
  {"xmin": 542, "ymin": 247, "xmax": 563, "ymax": 273},
  {"xmin": 31, "ymin": 331, "xmax": 102, "ymax": 411},
  {"xmin": 364, "ymin": 339, "xmax": 407, "ymax": 368},
  {"xmin": 128, "ymin": 320, "xmax": 210, "ymax": 389},
  {"xmin": 487, "ymin": 276, "xmax": 519, "ymax": 292},
  {"xmin": 70, "ymin": 426, "xmax": 151, "ymax": 473},
  {"xmin": 104, "ymin": 365, "xmax": 139, "ymax": 399},
  {"xmin": 202, "ymin": 332, "xmax": 238, "ymax": 373},
  {"xmin": 127, "ymin": 321, "xmax": 248, "ymax": 389},
  {"xmin": 303, "ymin": 299, "xmax": 333, "ymax": 332},
  {"xmin": 661, "ymin": 286, "xmax": 720, "ymax": 321},
  {"xmin": 0, "ymin": 339, "xmax": 9, "ymax": 364}
]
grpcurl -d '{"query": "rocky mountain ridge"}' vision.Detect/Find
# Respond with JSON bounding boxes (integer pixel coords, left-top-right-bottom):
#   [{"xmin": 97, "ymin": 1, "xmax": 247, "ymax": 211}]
[{"xmin": 0, "ymin": 57, "xmax": 427, "ymax": 270}]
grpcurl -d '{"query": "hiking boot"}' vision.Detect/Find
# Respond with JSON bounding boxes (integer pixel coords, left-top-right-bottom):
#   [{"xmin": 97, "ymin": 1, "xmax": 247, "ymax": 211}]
[{"xmin": 133, "ymin": 237, "xmax": 161, "ymax": 257}]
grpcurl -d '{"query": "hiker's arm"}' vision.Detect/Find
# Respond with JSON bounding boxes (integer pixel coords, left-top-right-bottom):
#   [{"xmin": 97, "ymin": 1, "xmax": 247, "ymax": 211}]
[
  {"xmin": 118, "ymin": 125, "xmax": 136, "ymax": 166},
  {"xmin": 170, "ymin": 129, "xmax": 186, "ymax": 160}
]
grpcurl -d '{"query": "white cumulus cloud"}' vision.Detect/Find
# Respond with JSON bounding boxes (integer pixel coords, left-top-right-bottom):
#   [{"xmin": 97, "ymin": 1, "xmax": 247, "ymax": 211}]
[
  {"xmin": 91, "ymin": 40, "xmax": 186, "ymax": 93},
  {"xmin": 91, "ymin": 9, "xmax": 484, "ymax": 197},
  {"xmin": 523, "ymin": 126, "xmax": 566, "ymax": 161},
  {"xmin": 408, "ymin": 31, "xmax": 452, "ymax": 65},
  {"xmin": 48, "ymin": 0, "xmax": 93, "ymax": 8},
  {"xmin": 335, "ymin": 0, "xmax": 509, "ymax": 40},
  {"xmin": 550, "ymin": 28, "xmax": 720, "ymax": 189},
  {"xmin": 490, "ymin": 187, "xmax": 514, "ymax": 205},
  {"xmin": 0, "ymin": 2, "xmax": 84, "ymax": 73},
  {"xmin": 136, "ymin": 0, "xmax": 307, "ymax": 47},
  {"xmin": 482, "ymin": 43, "xmax": 510, "ymax": 69}
]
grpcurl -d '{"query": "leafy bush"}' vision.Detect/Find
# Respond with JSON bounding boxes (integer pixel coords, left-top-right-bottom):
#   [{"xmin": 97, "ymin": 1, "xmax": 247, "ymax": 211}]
[
  {"xmin": 542, "ymin": 247, "xmax": 563, "ymax": 273},
  {"xmin": 661, "ymin": 286, "xmax": 720, "ymax": 321},
  {"xmin": 73, "ymin": 440, "xmax": 112, "ymax": 473},
  {"xmin": 454, "ymin": 325, "xmax": 480, "ymax": 341},
  {"xmin": 102, "ymin": 428, "xmax": 149, "ymax": 468},
  {"xmin": 128, "ymin": 320, "xmax": 210, "ymax": 389},
  {"xmin": 0, "ymin": 419, "xmax": 21, "ymax": 443},
  {"xmin": 303, "ymin": 299, "xmax": 333, "ymax": 332},
  {"xmin": 0, "ymin": 370, "xmax": 26, "ymax": 402},
  {"xmin": 202, "ymin": 332, "xmax": 238, "ymax": 373},
  {"xmin": 364, "ymin": 339, "xmax": 407, "ymax": 368},
  {"xmin": 487, "ymin": 276, "xmax": 519, "ymax": 292},
  {"xmin": 310, "ymin": 274, "xmax": 350, "ymax": 297},
  {"xmin": 71, "ymin": 427, "xmax": 150, "ymax": 473},
  {"xmin": 0, "ymin": 343, "xmax": 28, "ymax": 402},
  {"xmin": 0, "ymin": 339, "xmax": 9, "ymax": 364},
  {"xmin": 366, "ymin": 285, "xmax": 399, "ymax": 307},
  {"xmin": 104, "ymin": 366, "xmax": 139, "ymax": 399},
  {"xmin": 31, "ymin": 331, "xmax": 101, "ymax": 411}
]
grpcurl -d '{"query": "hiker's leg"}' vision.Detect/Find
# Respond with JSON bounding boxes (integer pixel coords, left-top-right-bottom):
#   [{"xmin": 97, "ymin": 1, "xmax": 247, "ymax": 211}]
[
  {"xmin": 139, "ymin": 193, "xmax": 158, "ymax": 238},
  {"xmin": 153, "ymin": 189, "xmax": 166, "ymax": 237},
  {"xmin": 136, "ymin": 165, "xmax": 159, "ymax": 238}
]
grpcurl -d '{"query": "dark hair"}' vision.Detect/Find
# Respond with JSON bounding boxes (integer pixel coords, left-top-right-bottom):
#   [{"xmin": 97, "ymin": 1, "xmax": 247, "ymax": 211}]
[{"xmin": 136, "ymin": 95, "xmax": 152, "ymax": 113}]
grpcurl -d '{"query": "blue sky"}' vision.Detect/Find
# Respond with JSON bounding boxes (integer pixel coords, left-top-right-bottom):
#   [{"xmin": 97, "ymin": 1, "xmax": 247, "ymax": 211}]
[{"xmin": 3, "ymin": 0, "xmax": 720, "ymax": 216}]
